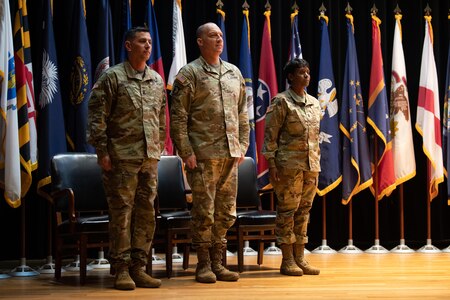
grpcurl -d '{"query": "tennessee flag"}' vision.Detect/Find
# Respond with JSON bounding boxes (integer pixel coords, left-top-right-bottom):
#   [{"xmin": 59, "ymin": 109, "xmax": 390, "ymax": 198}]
[
  {"xmin": 167, "ymin": 0, "xmax": 187, "ymax": 90},
  {"xmin": 256, "ymin": 10, "xmax": 278, "ymax": 189},
  {"xmin": 444, "ymin": 25, "xmax": 450, "ymax": 205},
  {"xmin": 0, "ymin": 0, "xmax": 21, "ymax": 207},
  {"xmin": 13, "ymin": 0, "xmax": 37, "ymax": 197},
  {"xmin": 239, "ymin": 8, "xmax": 256, "ymax": 164},
  {"xmin": 390, "ymin": 14, "xmax": 416, "ymax": 187},
  {"xmin": 36, "ymin": 0, "xmax": 67, "ymax": 196},
  {"xmin": 217, "ymin": 6, "xmax": 228, "ymax": 62},
  {"xmin": 146, "ymin": 0, "xmax": 172, "ymax": 154},
  {"xmin": 367, "ymin": 16, "xmax": 396, "ymax": 200},
  {"xmin": 416, "ymin": 16, "xmax": 444, "ymax": 201},
  {"xmin": 340, "ymin": 15, "xmax": 373, "ymax": 204},
  {"xmin": 317, "ymin": 14, "xmax": 341, "ymax": 196}
]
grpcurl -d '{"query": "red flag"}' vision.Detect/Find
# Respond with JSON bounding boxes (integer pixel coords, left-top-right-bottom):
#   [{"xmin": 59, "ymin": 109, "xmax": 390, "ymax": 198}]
[
  {"xmin": 255, "ymin": 10, "xmax": 278, "ymax": 189},
  {"xmin": 415, "ymin": 16, "xmax": 443, "ymax": 201},
  {"xmin": 367, "ymin": 16, "xmax": 396, "ymax": 200}
]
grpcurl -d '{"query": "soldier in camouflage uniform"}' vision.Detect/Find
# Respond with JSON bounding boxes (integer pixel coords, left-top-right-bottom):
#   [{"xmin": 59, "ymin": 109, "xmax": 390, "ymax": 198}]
[
  {"xmin": 87, "ymin": 27, "xmax": 164, "ymax": 290},
  {"xmin": 263, "ymin": 58, "xmax": 321, "ymax": 276},
  {"xmin": 170, "ymin": 23, "xmax": 249, "ymax": 284}
]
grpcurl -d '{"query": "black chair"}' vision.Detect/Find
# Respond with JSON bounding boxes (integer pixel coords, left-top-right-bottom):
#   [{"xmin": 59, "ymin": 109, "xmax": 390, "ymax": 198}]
[
  {"xmin": 149, "ymin": 156, "xmax": 191, "ymax": 278},
  {"xmin": 228, "ymin": 157, "xmax": 277, "ymax": 273},
  {"xmin": 49, "ymin": 153, "xmax": 110, "ymax": 284}
]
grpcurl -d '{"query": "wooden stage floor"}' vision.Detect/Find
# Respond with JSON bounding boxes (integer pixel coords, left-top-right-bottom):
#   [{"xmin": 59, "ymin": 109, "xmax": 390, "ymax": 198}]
[{"xmin": 0, "ymin": 251, "xmax": 450, "ymax": 299}]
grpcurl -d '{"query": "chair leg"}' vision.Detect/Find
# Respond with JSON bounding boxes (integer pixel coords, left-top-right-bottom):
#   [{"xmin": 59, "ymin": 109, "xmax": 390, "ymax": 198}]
[
  {"xmin": 238, "ymin": 229, "xmax": 244, "ymax": 273},
  {"xmin": 257, "ymin": 240, "xmax": 264, "ymax": 265},
  {"xmin": 79, "ymin": 235, "xmax": 88, "ymax": 285},
  {"xmin": 182, "ymin": 244, "xmax": 190, "ymax": 270},
  {"xmin": 166, "ymin": 231, "xmax": 173, "ymax": 278},
  {"xmin": 55, "ymin": 238, "xmax": 62, "ymax": 279}
]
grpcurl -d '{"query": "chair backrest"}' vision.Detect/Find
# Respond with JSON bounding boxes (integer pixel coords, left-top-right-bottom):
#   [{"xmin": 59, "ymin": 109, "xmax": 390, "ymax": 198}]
[
  {"xmin": 157, "ymin": 156, "xmax": 187, "ymax": 210},
  {"xmin": 51, "ymin": 153, "xmax": 108, "ymax": 212},
  {"xmin": 237, "ymin": 157, "xmax": 262, "ymax": 209}
]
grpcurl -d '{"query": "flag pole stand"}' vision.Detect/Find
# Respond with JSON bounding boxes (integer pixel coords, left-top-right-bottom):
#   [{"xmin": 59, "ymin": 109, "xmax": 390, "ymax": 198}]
[
  {"xmin": 64, "ymin": 255, "xmax": 94, "ymax": 272},
  {"xmin": 442, "ymin": 245, "xmax": 450, "ymax": 253},
  {"xmin": 391, "ymin": 185, "xmax": 414, "ymax": 253},
  {"xmin": 38, "ymin": 255, "xmax": 59, "ymax": 274},
  {"xmin": 0, "ymin": 273, "xmax": 10, "ymax": 279},
  {"xmin": 417, "ymin": 166, "xmax": 441, "ymax": 253},
  {"xmin": 151, "ymin": 248, "xmax": 166, "ymax": 265},
  {"xmin": 313, "ymin": 195, "xmax": 337, "ymax": 254},
  {"xmin": 88, "ymin": 250, "xmax": 110, "ymax": 269},
  {"xmin": 339, "ymin": 201, "xmax": 363, "ymax": 253},
  {"xmin": 9, "ymin": 200, "xmax": 39, "ymax": 277},
  {"xmin": 264, "ymin": 242, "xmax": 282, "ymax": 255},
  {"xmin": 240, "ymin": 241, "xmax": 258, "ymax": 256},
  {"xmin": 171, "ymin": 246, "xmax": 183, "ymax": 263}
]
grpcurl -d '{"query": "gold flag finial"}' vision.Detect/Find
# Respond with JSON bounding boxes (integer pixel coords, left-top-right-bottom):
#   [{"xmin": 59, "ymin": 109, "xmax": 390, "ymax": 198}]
[
  {"xmin": 394, "ymin": 4, "xmax": 402, "ymax": 15},
  {"xmin": 424, "ymin": 3, "xmax": 432, "ymax": 16},
  {"xmin": 371, "ymin": 4, "xmax": 378, "ymax": 16},
  {"xmin": 216, "ymin": 0, "xmax": 223, "ymax": 10},
  {"xmin": 319, "ymin": 3, "xmax": 326, "ymax": 15},
  {"xmin": 345, "ymin": 2, "xmax": 353, "ymax": 15},
  {"xmin": 292, "ymin": 1, "xmax": 299, "ymax": 12},
  {"xmin": 242, "ymin": 0, "xmax": 249, "ymax": 10},
  {"xmin": 265, "ymin": 0, "xmax": 271, "ymax": 11}
]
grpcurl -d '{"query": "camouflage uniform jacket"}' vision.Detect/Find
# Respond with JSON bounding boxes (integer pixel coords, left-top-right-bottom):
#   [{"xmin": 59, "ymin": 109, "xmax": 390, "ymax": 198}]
[
  {"xmin": 170, "ymin": 56, "xmax": 250, "ymax": 159},
  {"xmin": 263, "ymin": 88, "xmax": 321, "ymax": 172},
  {"xmin": 87, "ymin": 61, "xmax": 166, "ymax": 160}
]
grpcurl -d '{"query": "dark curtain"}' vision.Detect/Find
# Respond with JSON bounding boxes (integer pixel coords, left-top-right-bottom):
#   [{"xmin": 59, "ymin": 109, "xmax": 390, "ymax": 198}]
[{"xmin": 1, "ymin": 0, "xmax": 449, "ymax": 260}]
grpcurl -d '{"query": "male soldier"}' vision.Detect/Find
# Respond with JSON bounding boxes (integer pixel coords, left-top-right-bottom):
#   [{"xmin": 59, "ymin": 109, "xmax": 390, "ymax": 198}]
[
  {"xmin": 87, "ymin": 27, "xmax": 164, "ymax": 290},
  {"xmin": 263, "ymin": 58, "xmax": 321, "ymax": 276},
  {"xmin": 170, "ymin": 22, "xmax": 250, "ymax": 283}
]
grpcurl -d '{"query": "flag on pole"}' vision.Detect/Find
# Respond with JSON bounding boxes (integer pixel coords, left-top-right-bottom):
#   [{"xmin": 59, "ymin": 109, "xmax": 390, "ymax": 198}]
[
  {"xmin": 443, "ymin": 23, "xmax": 450, "ymax": 205},
  {"xmin": 146, "ymin": 0, "xmax": 173, "ymax": 154},
  {"xmin": 119, "ymin": 0, "xmax": 131, "ymax": 63},
  {"xmin": 239, "ymin": 8, "xmax": 256, "ymax": 164},
  {"xmin": 36, "ymin": 0, "xmax": 67, "ymax": 196},
  {"xmin": 91, "ymin": 0, "xmax": 115, "ymax": 83},
  {"xmin": 13, "ymin": 0, "xmax": 37, "ymax": 197},
  {"xmin": 340, "ymin": 15, "xmax": 373, "ymax": 204},
  {"xmin": 415, "ymin": 15, "xmax": 444, "ymax": 201},
  {"xmin": 316, "ymin": 14, "xmax": 341, "ymax": 196},
  {"xmin": 217, "ymin": 6, "xmax": 228, "ymax": 62},
  {"xmin": 0, "ymin": 0, "xmax": 21, "ymax": 207},
  {"xmin": 390, "ymin": 14, "xmax": 416, "ymax": 187},
  {"xmin": 367, "ymin": 15, "xmax": 396, "ymax": 200},
  {"xmin": 66, "ymin": 0, "xmax": 93, "ymax": 153},
  {"xmin": 285, "ymin": 7, "xmax": 303, "ymax": 90},
  {"xmin": 167, "ymin": 0, "xmax": 187, "ymax": 90},
  {"xmin": 255, "ymin": 9, "xmax": 278, "ymax": 189}
]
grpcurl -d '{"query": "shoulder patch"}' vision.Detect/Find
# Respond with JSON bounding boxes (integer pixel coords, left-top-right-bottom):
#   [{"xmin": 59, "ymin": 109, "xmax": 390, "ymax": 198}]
[{"xmin": 176, "ymin": 73, "xmax": 187, "ymax": 84}]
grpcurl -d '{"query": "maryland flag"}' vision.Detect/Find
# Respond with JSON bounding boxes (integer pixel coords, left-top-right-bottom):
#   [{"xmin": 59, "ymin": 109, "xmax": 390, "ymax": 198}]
[
  {"xmin": 13, "ymin": 0, "xmax": 37, "ymax": 197},
  {"xmin": 443, "ymin": 23, "xmax": 450, "ymax": 205},
  {"xmin": 167, "ymin": 0, "xmax": 187, "ymax": 90},
  {"xmin": 0, "ymin": 0, "xmax": 21, "ymax": 207},
  {"xmin": 367, "ymin": 15, "xmax": 396, "ymax": 200},
  {"xmin": 416, "ymin": 15, "xmax": 443, "ymax": 201},
  {"xmin": 340, "ymin": 15, "xmax": 373, "ymax": 204}
]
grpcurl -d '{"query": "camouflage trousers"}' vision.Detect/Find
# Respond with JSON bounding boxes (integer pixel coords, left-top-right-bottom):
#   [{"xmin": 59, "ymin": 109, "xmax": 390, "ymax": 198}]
[
  {"xmin": 272, "ymin": 167, "xmax": 319, "ymax": 245},
  {"xmin": 186, "ymin": 158, "xmax": 238, "ymax": 249},
  {"xmin": 102, "ymin": 158, "xmax": 158, "ymax": 269}
]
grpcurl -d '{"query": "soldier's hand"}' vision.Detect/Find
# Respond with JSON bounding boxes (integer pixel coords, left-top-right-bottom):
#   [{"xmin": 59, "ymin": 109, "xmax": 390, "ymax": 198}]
[
  {"xmin": 98, "ymin": 155, "xmax": 112, "ymax": 171},
  {"xmin": 269, "ymin": 166, "xmax": 280, "ymax": 182},
  {"xmin": 183, "ymin": 154, "xmax": 197, "ymax": 170}
]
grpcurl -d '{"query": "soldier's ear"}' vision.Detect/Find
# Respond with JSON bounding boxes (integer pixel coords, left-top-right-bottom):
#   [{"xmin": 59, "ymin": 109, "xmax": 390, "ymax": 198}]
[
  {"xmin": 125, "ymin": 40, "xmax": 132, "ymax": 52},
  {"xmin": 197, "ymin": 37, "xmax": 203, "ymax": 47}
]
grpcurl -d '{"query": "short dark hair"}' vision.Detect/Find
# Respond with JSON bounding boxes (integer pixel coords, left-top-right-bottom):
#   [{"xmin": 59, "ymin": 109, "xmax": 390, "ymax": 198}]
[
  {"xmin": 283, "ymin": 58, "xmax": 309, "ymax": 84},
  {"xmin": 125, "ymin": 27, "xmax": 150, "ymax": 41}
]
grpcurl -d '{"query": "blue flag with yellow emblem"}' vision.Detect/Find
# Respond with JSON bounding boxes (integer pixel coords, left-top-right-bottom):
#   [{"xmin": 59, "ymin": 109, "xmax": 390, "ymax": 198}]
[{"xmin": 339, "ymin": 15, "xmax": 373, "ymax": 204}]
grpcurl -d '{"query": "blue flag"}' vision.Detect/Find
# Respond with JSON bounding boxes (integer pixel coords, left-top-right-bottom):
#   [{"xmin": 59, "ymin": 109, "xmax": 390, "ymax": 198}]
[
  {"xmin": 317, "ymin": 16, "xmax": 341, "ymax": 196},
  {"xmin": 119, "ymin": 0, "xmax": 132, "ymax": 62},
  {"xmin": 91, "ymin": 0, "xmax": 115, "ymax": 83},
  {"xmin": 36, "ymin": 0, "xmax": 67, "ymax": 195},
  {"xmin": 289, "ymin": 9, "xmax": 302, "ymax": 60},
  {"xmin": 239, "ymin": 9, "xmax": 256, "ymax": 164},
  {"xmin": 66, "ymin": 0, "xmax": 93, "ymax": 152},
  {"xmin": 443, "ymin": 39, "xmax": 450, "ymax": 205},
  {"xmin": 217, "ymin": 7, "xmax": 228, "ymax": 62},
  {"xmin": 339, "ymin": 15, "xmax": 373, "ymax": 204}
]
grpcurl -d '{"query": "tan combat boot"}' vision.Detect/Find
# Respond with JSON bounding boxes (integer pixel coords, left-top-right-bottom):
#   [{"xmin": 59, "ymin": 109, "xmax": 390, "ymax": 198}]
[
  {"xmin": 210, "ymin": 244, "xmax": 239, "ymax": 281},
  {"xmin": 280, "ymin": 244, "xmax": 303, "ymax": 276},
  {"xmin": 129, "ymin": 266, "xmax": 161, "ymax": 288},
  {"xmin": 114, "ymin": 266, "xmax": 136, "ymax": 290},
  {"xmin": 293, "ymin": 244, "xmax": 320, "ymax": 275},
  {"xmin": 195, "ymin": 247, "xmax": 216, "ymax": 283}
]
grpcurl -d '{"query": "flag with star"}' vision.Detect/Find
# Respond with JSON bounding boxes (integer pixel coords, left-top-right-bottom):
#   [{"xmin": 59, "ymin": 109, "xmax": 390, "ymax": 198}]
[
  {"xmin": 367, "ymin": 15, "xmax": 396, "ymax": 200},
  {"xmin": 340, "ymin": 15, "xmax": 373, "ymax": 204},
  {"xmin": 316, "ymin": 14, "xmax": 341, "ymax": 196}
]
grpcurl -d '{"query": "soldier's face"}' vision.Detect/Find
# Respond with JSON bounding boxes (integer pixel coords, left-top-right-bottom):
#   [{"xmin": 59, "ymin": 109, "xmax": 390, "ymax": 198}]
[
  {"xmin": 197, "ymin": 24, "xmax": 223, "ymax": 55},
  {"xmin": 126, "ymin": 31, "xmax": 152, "ymax": 62},
  {"xmin": 289, "ymin": 67, "xmax": 310, "ymax": 88}
]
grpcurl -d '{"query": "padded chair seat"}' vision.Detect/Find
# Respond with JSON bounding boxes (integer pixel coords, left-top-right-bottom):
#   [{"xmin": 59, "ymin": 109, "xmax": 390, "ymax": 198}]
[
  {"xmin": 58, "ymin": 215, "xmax": 109, "ymax": 232},
  {"xmin": 159, "ymin": 211, "xmax": 191, "ymax": 228},
  {"xmin": 236, "ymin": 210, "xmax": 276, "ymax": 225}
]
